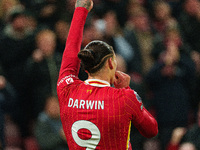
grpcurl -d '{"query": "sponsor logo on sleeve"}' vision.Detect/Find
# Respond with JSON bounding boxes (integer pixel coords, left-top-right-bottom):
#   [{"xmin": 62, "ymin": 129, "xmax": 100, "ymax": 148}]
[
  {"xmin": 57, "ymin": 74, "xmax": 75, "ymax": 86},
  {"xmin": 66, "ymin": 77, "xmax": 74, "ymax": 85}
]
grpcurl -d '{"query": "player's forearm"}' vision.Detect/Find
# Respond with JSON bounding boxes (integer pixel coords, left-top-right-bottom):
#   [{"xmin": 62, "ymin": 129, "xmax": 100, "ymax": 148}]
[
  {"xmin": 135, "ymin": 108, "xmax": 158, "ymax": 138},
  {"xmin": 59, "ymin": 7, "xmax": 88, "ymax": 76}
]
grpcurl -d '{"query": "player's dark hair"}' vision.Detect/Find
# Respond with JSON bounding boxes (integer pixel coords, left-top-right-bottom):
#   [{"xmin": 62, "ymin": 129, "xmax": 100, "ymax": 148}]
[{"xmin": 78, "ymin": 40, "xmax": 114, "ymax": 73}]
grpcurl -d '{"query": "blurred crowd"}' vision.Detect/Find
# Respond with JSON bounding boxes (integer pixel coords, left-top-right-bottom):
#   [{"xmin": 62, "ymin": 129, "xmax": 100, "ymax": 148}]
[{"xmin": 0, "ymin": 0, "xmax": 200, "ymax": 150}]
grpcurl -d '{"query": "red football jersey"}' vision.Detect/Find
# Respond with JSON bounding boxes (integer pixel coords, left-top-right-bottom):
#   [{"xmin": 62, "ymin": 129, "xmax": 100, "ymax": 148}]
[{"xmin": 57, "ymin": 7, "xmax": 158, "ymax": 150}]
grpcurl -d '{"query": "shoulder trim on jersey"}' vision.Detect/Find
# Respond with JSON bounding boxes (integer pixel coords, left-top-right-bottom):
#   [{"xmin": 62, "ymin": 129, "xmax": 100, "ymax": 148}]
[{"xmin": 84, "ymin": 79, "xmax": 110, "ymax": 87}]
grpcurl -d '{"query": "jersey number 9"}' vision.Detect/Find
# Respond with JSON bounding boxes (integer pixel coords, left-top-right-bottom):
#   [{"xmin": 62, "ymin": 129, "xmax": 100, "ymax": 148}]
[{"xmin": 72, "ymin": 120, "xmax": 101, "ymax": 149}]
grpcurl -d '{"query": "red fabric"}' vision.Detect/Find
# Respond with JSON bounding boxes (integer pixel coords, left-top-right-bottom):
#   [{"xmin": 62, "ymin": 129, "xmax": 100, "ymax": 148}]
[
  {"xmin": 57, "ymin": 7, "xmax": 158, "ymax": 150},
  {"xmin": 166, "ymin": 143, "xmax": 179, "ymax": 150},
  {"xmin": 59, "ymin": 7, "xmax": 88, "ymax": 77}
]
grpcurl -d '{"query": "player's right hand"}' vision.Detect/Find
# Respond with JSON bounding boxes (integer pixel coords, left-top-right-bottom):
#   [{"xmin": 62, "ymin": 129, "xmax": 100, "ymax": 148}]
[
  {"xmin": 114, "ymin": 71, "xmax": 130, "ymax": 89},
  {"xmin": 75, "ymin": 0, "xmax": 93, "ymax": 12}
]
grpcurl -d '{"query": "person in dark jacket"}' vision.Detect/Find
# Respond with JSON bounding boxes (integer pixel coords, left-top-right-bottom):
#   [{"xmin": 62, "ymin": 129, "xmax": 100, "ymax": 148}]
[
  {"xmin": 34, "ymin": 96, "xmax": 68, "ymax": 150},
  {"xmin": 0, "ymin": 5, "xmax": 35, "ymax": 138},
  {"xmin": 178, "ymin": 0, "xmax": 200, "ymax": 53},
  {"xmin": 166, "ymin": 102, "xmax": 200, "ymax": 150},
  {"xmin": 25, "ymin": 29, "xmax": 62, "ymax": 120},
  {"xmin": 0, "ymin": 75, "xmax": 17, "ymax": 149},
  {"xmin": 180, "ymin": 102, "xmax": 200, "ymax": 150},
  {"xmin": 145, "ymin": 28, "xmax": 195, "ymax": 150}
]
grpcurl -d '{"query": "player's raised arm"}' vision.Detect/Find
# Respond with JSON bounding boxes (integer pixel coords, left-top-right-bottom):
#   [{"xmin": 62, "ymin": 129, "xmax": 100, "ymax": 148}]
[{"xmin": 59, "ymin": 0, "xmax": 93, "ymax": 77}]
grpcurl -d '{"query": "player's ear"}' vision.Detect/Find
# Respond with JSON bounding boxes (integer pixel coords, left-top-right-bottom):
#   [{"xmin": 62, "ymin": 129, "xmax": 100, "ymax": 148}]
[{"xmin": 108, "ymin": 57, "xmax": 114, "ymax": 69}]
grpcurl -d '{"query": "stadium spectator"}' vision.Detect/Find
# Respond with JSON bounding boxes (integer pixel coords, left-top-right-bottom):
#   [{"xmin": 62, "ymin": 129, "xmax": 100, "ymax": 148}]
[
  {"xmin": 82, "ymin": 20, "xmax": 104, "ymax": 48},
  {"xmin": 25, "ymin": 29, "xmax": 62, "ymax": 120},
  {"xmin": 145, "ymin": 27, "xmax": 195, "ymax": 149},
  {"xmin": 34, "ymin": 96, "xmax": 68, "ymax": 150},
  {"xmin": 167, "ymin": 127, "xmax": 187, "ymax": 150},
  {"xmin": 180, "ymin": 102, "xmax": 200, "ymax": 149},
  {"xmin": 0, "ymin": 4, "xmax": 35, "ymax": 138},
  {"xmin": 179, "ymin": 142, "xmax": 197, "ymax": 150},
  {"xmin": 65, "ymin": 0, "xmax": 76, "ymax": 21},
  {"xmin": 145, "ymin": 0, "xmax": 182, "ymax": 19},
  {"xmin": 0, "ymin": 75, "xmax": 18, "ymax": 149},
  {"xmin": 22, "ymin": 0, "xmax": 67, "ymax": 29},
  {"xmin": 124, "ymin": 4, "xmax": 155, "ymax": 115},
  {"xmin": 55, "ymin": 20, "xmax": 70, "ymax": 54},
  {"xmin": 102, "ymin": 0, "xmax": 129, "ymax": 27},
  {"xmin": 0, "ymin": 5, "xmax": 35, "ymax": 91},
  {"xmin": 167, "ymin": 101, "xmax": 200, "ymax": 150},
  {"xmin": 178, "ymin": 0, "xmax": 200, "ymax": 116},
  {"xmin": 151, "ymin": 0, "xmax": 178, "ymax": 36},
  {"xmin": 143, "ymin": 138, "xmax": 161, "ymax": 150},
  {"xmin": 125, "ymin": 5, "xmax": 154, "ymax": 75},
  {"xmin": 0, "ymin": 0, "xmax": 20, "ymax": 22},
  {"xmin": 190, "ymin": 50, "xmax": 200, "ymax": 115},
  {"xmin": 178, "ymin": 0, "xmax": 200, "ymax": 53}
]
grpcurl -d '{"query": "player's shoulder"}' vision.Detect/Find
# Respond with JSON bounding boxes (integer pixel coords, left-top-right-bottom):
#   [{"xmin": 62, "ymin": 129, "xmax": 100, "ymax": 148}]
[
  {"xmin": 112, "ymin": 86, "xmax": 135, "ymax": 94},
  {"xmin": 110, "ymin": 86, "xmax": 135, "ymax": 98},
  {"xmin": 57, "ymin": 73, "xmax": 83, "ymax": 90},
  {"xmin": 113, "ymin": 87, "xmax": 143, "ymax": 104}
]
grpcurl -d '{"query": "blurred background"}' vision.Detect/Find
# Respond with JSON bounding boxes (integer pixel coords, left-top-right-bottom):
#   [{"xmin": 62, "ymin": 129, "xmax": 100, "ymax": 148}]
[{"xmin": 0, "ymin": 0, "xmax": 200, "ymax": 150}]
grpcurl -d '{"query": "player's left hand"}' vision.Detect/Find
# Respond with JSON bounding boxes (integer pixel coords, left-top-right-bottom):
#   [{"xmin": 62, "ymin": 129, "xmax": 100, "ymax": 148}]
[{"xmin": 114, "ymin": 71, "xmax": 130, "ymax": 89}]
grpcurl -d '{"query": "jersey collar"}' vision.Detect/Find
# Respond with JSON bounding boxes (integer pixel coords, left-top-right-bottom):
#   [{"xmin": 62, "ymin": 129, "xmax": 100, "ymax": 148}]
[{"xmin": 84, "ymin": 79, "xmax": 111, "ymax": 87}]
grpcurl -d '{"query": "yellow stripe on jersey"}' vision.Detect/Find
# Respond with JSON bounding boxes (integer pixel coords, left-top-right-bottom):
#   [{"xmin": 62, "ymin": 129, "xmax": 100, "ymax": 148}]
[{"xmin": 126, "ymin": 121, "xmax": 131, "ymax": 150}]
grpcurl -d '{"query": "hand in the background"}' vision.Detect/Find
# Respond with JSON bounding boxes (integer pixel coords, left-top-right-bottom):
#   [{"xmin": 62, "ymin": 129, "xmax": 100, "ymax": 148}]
[
  {"xmin": 164, "ymin": 41, "xmax": 180, "ymax": 66},
  {"xmin": 0, "ymin": 76, "xmax": 6, "ymax": 90},
  {"xmin": 32, "ymin": 49, "xmax": 44, "ymax": 63},
  {"xmin": 191, "ymin": 50, "xmax": 200, "ymax": 74},
  {"xmin": 169, "ymin": 127, "xmax": 187, "ymax": 145},
  {"xmin": 60, "ymin": 128, "xmax": 67, "ymax": 142}
]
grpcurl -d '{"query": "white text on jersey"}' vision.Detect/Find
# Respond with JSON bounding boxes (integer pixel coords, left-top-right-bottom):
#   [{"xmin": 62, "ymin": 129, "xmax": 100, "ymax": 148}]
[{"xmin": 68, "ymin": 98, "xmax": 104, "ymax": 110}]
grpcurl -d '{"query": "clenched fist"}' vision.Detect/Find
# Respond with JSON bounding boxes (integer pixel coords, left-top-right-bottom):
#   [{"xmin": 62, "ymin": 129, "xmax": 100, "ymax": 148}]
[
  {"xmin": 114, "ymin": 71, "xmax": 130, "ymax": 89},
  {"xmin": 75, "ymin": 0, "xmax": 93, "ymax": 12}
]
